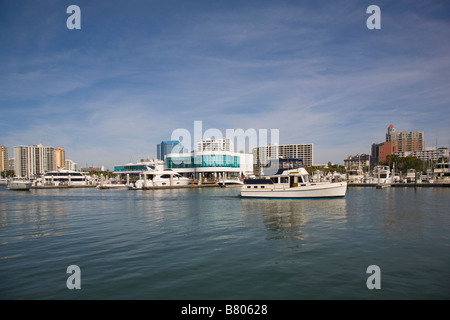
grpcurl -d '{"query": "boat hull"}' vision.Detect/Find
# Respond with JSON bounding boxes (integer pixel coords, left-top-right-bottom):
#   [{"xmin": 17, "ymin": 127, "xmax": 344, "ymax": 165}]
[
  {"xmin": 240, "ymin": 182, "xmax": 347, "ymax": 198},
  {"xmin": 97, "ymin": 184, "xmax": 129, "ymax": 189},
  {"xmin": 7, "ymin": 182, "xmax": 32, "ymax": 191}
]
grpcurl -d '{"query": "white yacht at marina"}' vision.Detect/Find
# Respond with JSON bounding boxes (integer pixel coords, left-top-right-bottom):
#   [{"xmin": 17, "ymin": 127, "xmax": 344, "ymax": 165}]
[
  {"xmin": 346, "ymin": 168, "xmax": 364, "ymax": 184},
  {"xmin": 97, "ymin": 181, "xmax": 129, "ymax": 189},
  {"xmin": 0, "ymin": 176, "xmax": 8, "ymax": 186},
  {"xmin": 373, "ymin": 165, "xmax": 392, "ymax": 185},
  {"xmin": 240, "ymin": 167, "xmax": 347, "ymax": 198},
  {"xmin": 434, "ymin": 161, "xmax": 450, "ymax": 183},
  {"xmin": 37, "ymin": 170, "xmax": 93, "ymax": 186},
  {"xmin": 7, "ymin": 177, "xmax": 32, "ymax": 191},
  {"xmin": 218, "ymin": 177, "xmax": 244, "ymax": 187},
  {"xmin": 406, "ymin": 169, "xmax": 416, "ymax": 183},
  {"xmin": 130, "ymin": 168, "xmax": 191, "ymax": 189}
]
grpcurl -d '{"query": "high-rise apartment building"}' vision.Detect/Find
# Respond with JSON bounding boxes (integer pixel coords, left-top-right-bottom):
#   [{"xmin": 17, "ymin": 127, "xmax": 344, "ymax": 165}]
[
  {"xmin": 386, "ymin": 124, "xmax": 424, "ymax": 153},
  {"xmin": 197, "ymin": 139, "xmax": 232, "ymax": 152},
  {"xmin": 157, "ymin": 140, "xmax": 184, "ymax": 161},
  {"xmin": 278, "ymin": 144, "xmax": 314, "ymax": 167},
  {"xmin": 253, "ymin": 143, "xmax": 279, "ymax": 167},
  {"xmin": 254, "ymin": 143, "xmax": 314, "ymax": 168},
  {"xmin": 14, "ymin": 142, "xmax": 55, "ymax": 178},
  {"xmin": 372, "ymin": 125, "xmax": 424, "ymax": 166},
  {"xmin": 55, "ymin": 146, "xmax": 66, "ymax": 169},
  {"xmin": 65, "ymin": 159, "xmax": 78, "ymax": 171},
  {"xmin": 0, "ymin": 145, "xmax": 8, "ymax": 172}
]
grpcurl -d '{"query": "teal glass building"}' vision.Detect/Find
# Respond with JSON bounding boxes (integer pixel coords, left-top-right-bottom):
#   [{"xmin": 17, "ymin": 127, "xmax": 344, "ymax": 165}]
[{"xmin": 166, "ymin": 154, "xmax": 240, "ymax": 169}]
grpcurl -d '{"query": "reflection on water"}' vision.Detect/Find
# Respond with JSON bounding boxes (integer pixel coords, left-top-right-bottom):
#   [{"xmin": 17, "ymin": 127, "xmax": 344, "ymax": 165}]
[
  {"xmin": 1, "ymin": 186, "xmax": 449, "ymax": 299},
  {"xmin": 0, "ymin": 189, "xmax": 69, "ymax": 258},
  {"xmin": 241, "ymin": 198, "xmax": 347, "ymax": 242}
]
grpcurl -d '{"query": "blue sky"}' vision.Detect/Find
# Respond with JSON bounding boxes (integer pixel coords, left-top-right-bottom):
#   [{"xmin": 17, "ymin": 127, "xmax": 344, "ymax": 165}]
[{"xmin": 1, "ymin": 0, "xmax": 449, "ymax": 169}]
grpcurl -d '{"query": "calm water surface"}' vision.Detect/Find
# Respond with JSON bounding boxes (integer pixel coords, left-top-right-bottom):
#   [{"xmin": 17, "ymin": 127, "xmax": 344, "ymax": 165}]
[{"xmin": 0, "ymin": 185, "xmax": 449, "ymax": 299}]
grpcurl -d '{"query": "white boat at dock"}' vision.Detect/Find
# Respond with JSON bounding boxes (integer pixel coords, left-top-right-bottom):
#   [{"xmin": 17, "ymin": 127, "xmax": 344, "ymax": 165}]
[
  {"xmin": 97, "ymin": 182, "xmax": 129, "ymax": 189},
  {"xmin": 36, "ymin": 170, "xmax": 93, "ymax": 187},
  {"xmin": 346, "ymin": 168, "xmax": 364, "ymax": 184},
  {"xmin": 406, "ymin": 169, "xmax": 416, "ymax": 184},
  {"xmin": 373, "ymin": 165, "xmax": 392, "ymax": 186},
  {"xmin": 218, "ymin": 177, "xmax": 244, "ymax": 187},
  {"xmin": 240, "ymin": 167, "xmax": 347, "ymax": 198},
  {"xmin": 0, "ymin": 176, "xmax": 8, "ymax": 186},
  {"xmin": 130, "ymin": 168, "xmax": 191, "ymax": 189},
  {"xmin": 434, "ymin": 160, "xmax": 450, "ymax": 183},
  {"xmin": 7, "ymin": 177, "xmax": 32, "ymax": 191}
]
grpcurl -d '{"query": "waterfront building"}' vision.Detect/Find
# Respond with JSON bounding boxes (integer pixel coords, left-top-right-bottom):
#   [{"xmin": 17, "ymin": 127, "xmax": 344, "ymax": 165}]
[
  {"xmin": 166, "ymin": 138, "xmax": 253, "ymax": 183},
  {"xmin": 253, "ymin": 143, "xmax": 314, "ymax": 174},
  {"xmin": 197, "ymin": 138, "xmax": 232, "ymax": 152},
  {"xmin": 65, "ymin": 159, "xmax": 78, "ymax": 171},
  {"xmin": 371, "ymin": 141, "xmax": 393, "ymax": 166},
  {"xmin": 9, "ymin": 158, "xmax": 14, "ymax": 171},
  {"xmin": 157, "ymin": 140, "xmax": 186, "ymax": 161},
  {"xmin": 253, "ymin": 143, "xmax": 279, "ymax": 168},
  {"xmin": 0, "ymin": 145, "xmax": 8, "ymax": 172},
  {"xmin": 344, "ymin": 154, "xmax": 370, "ymax": 171},
  {"xmin": 378, "ymin": 141, "xmax": 393, "ymax": 163},
  {"xmin": 370, "ymin": 142, "xmax": 393, "ymax": 167},
  {"xmin": 55, "ymin": 146, "xmax": 66, "ymax": 169},
  {"xmin": 279, "ymin": 144, "xmax": 314, "ymax": 167},
  {"xmin": 394, "ymin": 147, "xmax": 449, "ymax": 162},
  {"xmin": 371, "ymin": 125, "xmax": 424, "ymax": 167},
  {"xmin": 370, "ymin": 143, "xmax": 380, "ymax": 167},
  {"xmin": 14, "ymin": 142, "xmax": 55, "ymax": 178},
  {"xmin": 386, "ymin": 124, "xmax": 424, "ymax": 153}
]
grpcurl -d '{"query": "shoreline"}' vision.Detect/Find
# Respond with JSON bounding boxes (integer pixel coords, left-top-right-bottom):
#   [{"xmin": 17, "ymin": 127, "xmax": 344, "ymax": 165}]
[
  {"xmin": 348, "ymin": 183, "xmax": 450, "ymax": 188},
  {"xmin": 16, "ymin": 182, "xmax": 450, "ymax": 190}
]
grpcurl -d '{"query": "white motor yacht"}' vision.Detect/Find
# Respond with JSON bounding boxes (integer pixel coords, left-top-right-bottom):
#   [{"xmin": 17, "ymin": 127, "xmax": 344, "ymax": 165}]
[
  {"xmin": 7, "ymin": 177, "xmax": 32, "ymax": 191},
  {"xmin": 131, "ymin": 168, "xmax": 191, "ymax": 189},
  {"xmin": 240, "ymin": 167, "xmax": 347, "ymax": 198},
  {"xmin": 0, "ymin": 176, "xmax": 8, "ymax": 186},
  {"xmin": 406, "ymin": 169, "xmax": 416, "ymax": 183},
  {"xmin": 218, "ymin": 177, "xmax": 244, "ymax": 187},
  {"xmin": 40, "ymin": 170, "xmax": 92, "ymax": 186},
  {"xmin": 346, "ymin": 168, "xmax": 364, "ymax": 184},
  {"xmin": 373, "ymin": 166, "xmax": 392, "ymax": 185},
  {"xmin": 434, "ymin": 161, "xmax": 450, "ymax": 183}
]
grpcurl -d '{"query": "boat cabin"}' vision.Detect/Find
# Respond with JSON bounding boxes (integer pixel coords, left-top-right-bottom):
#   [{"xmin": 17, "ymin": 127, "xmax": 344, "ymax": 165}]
[{"xmin": 243, "ymin": 168, "xmax": 310, "ymax": 189}]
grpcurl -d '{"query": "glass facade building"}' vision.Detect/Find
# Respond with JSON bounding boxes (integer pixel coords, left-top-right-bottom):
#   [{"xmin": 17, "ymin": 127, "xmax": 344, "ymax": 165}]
[
  {"xmin": 114, "ymin": 164, "xmax": 154, "ymax": 172},
  {"xmin": 157, "ymin": 140, "xmax": 183, "ymax": 161},
  {"xmin": 166, "ymin": 154, "xmax": 240, "ymax": 169}
]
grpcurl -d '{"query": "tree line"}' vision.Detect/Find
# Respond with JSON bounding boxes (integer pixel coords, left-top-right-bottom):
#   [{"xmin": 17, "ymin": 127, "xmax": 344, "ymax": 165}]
[{"xmin": 379, "ymin": 155, "xmax": 443, "ymax": 174}]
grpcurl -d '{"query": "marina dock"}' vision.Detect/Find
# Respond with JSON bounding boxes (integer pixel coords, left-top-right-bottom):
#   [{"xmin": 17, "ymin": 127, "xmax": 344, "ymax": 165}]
[
  {"xmin": 31, "ymin": 184, "xmax": 97, "ymax": 189},
  {"xmin": 348, "ymin": 183, "xmax": 450, "ymax": 188}
]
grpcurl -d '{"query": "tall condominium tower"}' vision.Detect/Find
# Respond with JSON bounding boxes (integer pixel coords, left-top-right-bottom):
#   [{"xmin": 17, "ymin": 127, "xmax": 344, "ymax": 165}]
[
  {"xmin": 385, "ymin": 124, "xmax": 424, "ymax": 153},
  {"xmin": 14, "ymin": 142, "xmax": 55, "ymax": 178},
  {"xmin": 0, "ymin": 145, "xmax": 8, "ymax": 172},
  {"xmin": 54, "ymin": 146, "xmax": 66, "ymax": 169},
  {"xmin": 157, "ymin": 140, "xmax": 183, "ymax": 160},
  {"xmin": 254, "ymin": 143, "xmax": 314, "ymax": 167}
]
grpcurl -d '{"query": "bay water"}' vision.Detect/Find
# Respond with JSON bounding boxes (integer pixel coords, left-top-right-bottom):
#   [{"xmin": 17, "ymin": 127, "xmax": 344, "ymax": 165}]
[{"xmin": 1, "ymin": 185, "xmax": 449, "ymax": 299}]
